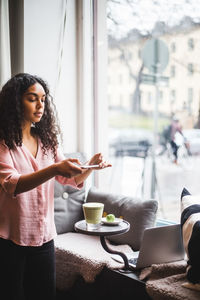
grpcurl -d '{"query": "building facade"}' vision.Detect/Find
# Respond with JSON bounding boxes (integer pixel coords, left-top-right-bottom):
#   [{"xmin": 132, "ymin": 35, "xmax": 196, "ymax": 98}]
[{"xmin": 107, "ymin": 23, "xmax": 200, "ymax": 128}]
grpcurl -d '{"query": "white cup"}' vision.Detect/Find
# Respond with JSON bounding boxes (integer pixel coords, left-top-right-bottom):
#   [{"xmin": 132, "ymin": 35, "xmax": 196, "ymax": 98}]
[{"xmin": 82, "ymin": 202, "xmax": 104, "ymax": 230}]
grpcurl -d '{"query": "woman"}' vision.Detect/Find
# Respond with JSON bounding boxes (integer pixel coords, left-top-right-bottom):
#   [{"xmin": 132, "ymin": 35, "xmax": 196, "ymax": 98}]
[
  {"xmin": 169, "ymin": 118, "xmax": 184, "ymax": 164},
  {"xmin": 0, "ymin": 73, "xmax": 111, "ymax": 300}
]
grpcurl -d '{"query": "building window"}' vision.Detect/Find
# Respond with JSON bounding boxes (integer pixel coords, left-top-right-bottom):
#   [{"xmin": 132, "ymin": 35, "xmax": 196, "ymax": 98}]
[
  {"xmin": 188, "ymin": 63, "xmax": 194, "ymax": 75},
  {"xmin": 188, "ymin": 38, "xmax": 194, "ymax": 50},
  {"xmin": 129, "ymin": 93, "xmax": 133, "ymax": 104},
  {"xmin": 120, "ymin": 94, "xmax": 123, "ymax": 107},
  {"xmin": 171, "ymin": 42, "xmax": 176, "ymax": 52},
  {"xmin": 107, "ymin": 94, "xmax": 111, "ymax": 104},
  {"xmin": 188, "ymin": 88, "xmax": 193, "ymax": 103},
  {"xmin": 188, "ymin": 88, "xmax": 193, "ymax": 115},
  {"xmin": 124, "ymin": 50, "xmax": 132, "ymax": 61},
  {"xmin": 170, "ymin": 90, "xmax": 176, "ymax": 103},
  {"xmin": 148, "ymin": 92, "xmax": 152, "ymax": 104},
  {"xmin": 170, "ymin": 65, "xmax": 176, "ymax": 77},
  {"xmin": 119, "ymin": 53, "xmax": 125, "ymax": 60},
  {"xmin": 159, "ymin": 91, "xmax": 163, "ymax": 103}
]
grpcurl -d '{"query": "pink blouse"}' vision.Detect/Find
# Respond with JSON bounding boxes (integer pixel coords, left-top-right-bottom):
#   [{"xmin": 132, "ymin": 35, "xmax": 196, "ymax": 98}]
[{"xmin": 0, "ymin": 140, "xmax": 83, "ymax": 246}]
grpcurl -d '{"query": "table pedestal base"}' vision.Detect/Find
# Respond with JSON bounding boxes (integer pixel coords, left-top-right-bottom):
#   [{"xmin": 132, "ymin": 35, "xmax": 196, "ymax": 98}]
[{"xmin": 100, "ymin": 236, "xmax": 130, "ymax": 270}]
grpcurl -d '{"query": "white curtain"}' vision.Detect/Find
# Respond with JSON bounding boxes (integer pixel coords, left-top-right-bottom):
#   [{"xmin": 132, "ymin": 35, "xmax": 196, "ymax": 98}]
[{"xmin": 0, "ymin": 0, "xmax": 11, "ymax": 89}]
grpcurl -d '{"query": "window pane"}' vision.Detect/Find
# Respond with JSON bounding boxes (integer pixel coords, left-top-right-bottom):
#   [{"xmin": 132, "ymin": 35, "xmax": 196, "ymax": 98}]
[
  {"xmin": 188, "ymin": 38, "xmax": 194, "ymax": 50},
  {"xmin": 106, "ymin": 0, "xmax": 200, "ymax": 222}
]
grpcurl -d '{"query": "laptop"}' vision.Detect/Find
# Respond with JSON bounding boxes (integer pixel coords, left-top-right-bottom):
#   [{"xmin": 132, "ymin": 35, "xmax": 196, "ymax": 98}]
[{"xmin": 111, "ymin": 224, "xmax": 185, "ymax": 270}]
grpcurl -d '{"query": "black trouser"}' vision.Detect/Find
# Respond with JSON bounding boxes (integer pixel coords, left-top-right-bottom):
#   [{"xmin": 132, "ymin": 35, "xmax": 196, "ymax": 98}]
[
  {"xmin": 170, "ymin": 140, "xmax": 179, "ymax": 160},
  {"xmin": 0, "ymin": 238, "xmax": 56, "ymax": 300}
]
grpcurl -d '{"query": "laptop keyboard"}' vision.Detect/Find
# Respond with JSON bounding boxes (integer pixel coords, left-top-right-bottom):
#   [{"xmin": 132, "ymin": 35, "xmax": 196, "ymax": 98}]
[{"xmin": 129, "ymin": 257, "xmax": 138, "ymax": 265}]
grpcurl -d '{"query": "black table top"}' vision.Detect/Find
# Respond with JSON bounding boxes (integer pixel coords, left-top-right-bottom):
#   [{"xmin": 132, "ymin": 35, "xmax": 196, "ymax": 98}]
[{"xmin": 74, "ymin": 219, "xmax": 130, "ymax": 236}]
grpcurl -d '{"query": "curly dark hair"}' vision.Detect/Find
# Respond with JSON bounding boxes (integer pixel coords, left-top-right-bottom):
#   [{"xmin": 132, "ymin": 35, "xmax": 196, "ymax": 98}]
[{"xmin": 0, "ymin": 73, "xmax": 62, "ymax": 159}]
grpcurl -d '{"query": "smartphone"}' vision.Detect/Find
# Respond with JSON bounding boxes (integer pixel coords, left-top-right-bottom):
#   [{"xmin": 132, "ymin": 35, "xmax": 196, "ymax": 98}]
[{"xmin": 81, "ymin": 164, "xmax": 99, "ymax": 169}]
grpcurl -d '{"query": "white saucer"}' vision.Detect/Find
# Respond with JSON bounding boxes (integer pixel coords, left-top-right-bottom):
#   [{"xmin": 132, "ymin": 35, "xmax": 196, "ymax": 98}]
[{"xmin": 101, "ymin": 217, "xmax": 123, "ymax": 225}]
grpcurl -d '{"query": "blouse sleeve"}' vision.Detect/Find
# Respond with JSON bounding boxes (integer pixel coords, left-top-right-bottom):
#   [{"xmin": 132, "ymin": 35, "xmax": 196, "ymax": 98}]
[
  {"xmin": 0, "ymin": 143, "xmax": 21, "ymax": 195},
  {"xmin": 54, "ymin": 147, "xmax": 84, "ymax": 189}
]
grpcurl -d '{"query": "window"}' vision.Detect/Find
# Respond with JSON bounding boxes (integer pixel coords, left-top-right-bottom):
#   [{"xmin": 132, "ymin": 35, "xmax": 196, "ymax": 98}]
[
  {"xmin": 188, "ymin": 88, "xmax": 193, "ymax": 103},
  {"xmin": 124, "ymin": 50, "xmax": 132, "ymax": 61},
  {"xmin": 188, "ymin": 38, "xmax": 194, "ymax": 50},
  {"xmin": 170, "ymin": 90, "xmax": 176, "ymax": 103},
  {"xmin": 170, "ymin": 65, "xmax": 175, "ymax": 77},
  {"xmin": 120, "ymin": 53, "xmax": 125, "ymax": 61},
  {"xmin": 159, "ymin": 91, "xmax": 163, "ymax": 103},
  {"xmin": 120, "ymin": 94, "xmax": 123, "ymax": 107},
  {"xmin": 105, "ymin": 0, "xmax": 200, "ymax": 223},
  {"xmin": 148, "ymin": 92, "xmax": 152, "ymax": 104},
  {"xmin": 188, "ymin": 88, "xmax": 193, "ymax": 115},
  {"xmin": 171, "ymin": 42, "xmax": 176, "ymax": 52},
  {"xmin": 119, "ymin": 74, "xmax": 123, "ymax": 84},
  {"xmin": 188, "ymin": 63, "xmax": 194, "ymax": 75}
]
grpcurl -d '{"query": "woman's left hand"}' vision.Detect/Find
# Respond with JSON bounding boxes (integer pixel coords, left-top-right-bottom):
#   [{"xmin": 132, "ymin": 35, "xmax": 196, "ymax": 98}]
[{"xmin": 87, "ymin": 152, "xmax": 112, "ymax": 170}]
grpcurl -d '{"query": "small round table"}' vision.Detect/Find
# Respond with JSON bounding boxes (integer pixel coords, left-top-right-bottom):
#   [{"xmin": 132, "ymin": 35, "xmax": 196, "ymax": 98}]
[{"xmin": 74, "ymin": 219, "xmax": 130, "ymax": 270}]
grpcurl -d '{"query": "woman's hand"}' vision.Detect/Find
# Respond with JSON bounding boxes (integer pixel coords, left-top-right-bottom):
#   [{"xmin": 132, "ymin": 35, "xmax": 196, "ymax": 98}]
[
  {"xmin": 15, "ymin": 158, "xmax": 83, "ymax": 194},
  {"xmin": 72, "ymin": 153, "xmax": 112, "ymax": 186},
  {"xmin": 87, "ymin": 153, "xmax": 112, "ymax": 170},
  {"xmin": 56, "ymin": 158, "xmax": 83, "ymax": 178}
]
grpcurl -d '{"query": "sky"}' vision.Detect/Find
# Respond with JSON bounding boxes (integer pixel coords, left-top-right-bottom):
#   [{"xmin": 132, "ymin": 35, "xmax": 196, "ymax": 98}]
[{"xmin": 107, "ymin": 0, "xmax": 200, "ymax": 38}]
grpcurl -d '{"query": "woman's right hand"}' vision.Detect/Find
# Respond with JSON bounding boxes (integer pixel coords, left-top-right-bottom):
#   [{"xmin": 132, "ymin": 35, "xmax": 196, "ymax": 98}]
[{"xmin": 55, "ymin": 158, "xmax": 83, "ymax": 178}]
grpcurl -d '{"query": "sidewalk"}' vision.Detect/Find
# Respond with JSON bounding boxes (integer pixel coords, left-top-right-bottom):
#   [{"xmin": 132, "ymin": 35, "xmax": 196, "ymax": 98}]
[
  {"xmin": 108, "ymin": 154, "xmax": 200, "ymax": 223},
  {"xmin": 155, "ymin": 154, "xmax": 200, "ymax": 222}
]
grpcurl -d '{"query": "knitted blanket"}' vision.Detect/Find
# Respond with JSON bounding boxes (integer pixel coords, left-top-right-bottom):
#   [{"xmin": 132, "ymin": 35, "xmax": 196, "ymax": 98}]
[
  {"xmin": 139, "ymin": 260, "xmax": 200, "ymax": 300},
  {"xmin": 54, "ymin": 232, "xmax": 134, "ymax": 290}
]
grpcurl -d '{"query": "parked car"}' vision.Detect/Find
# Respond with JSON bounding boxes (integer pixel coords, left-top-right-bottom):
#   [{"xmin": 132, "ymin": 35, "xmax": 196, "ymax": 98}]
[
  {"xmin": 182, "ymin": 129, "xmax": 200, "ymax": 155},
  {"xmin": 109, "ymin": 128, "xmax": 153, "ymax": 158}
]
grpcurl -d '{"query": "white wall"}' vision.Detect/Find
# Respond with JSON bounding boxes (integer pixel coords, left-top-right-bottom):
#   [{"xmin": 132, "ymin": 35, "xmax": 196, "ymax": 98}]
[
  {"xmin": 23, "ymin": 0, "xmax": 109, "ymax": 187},
  {"xmin": 24, "ymin": 0, "xmax": 78, "ymax": 152}
]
